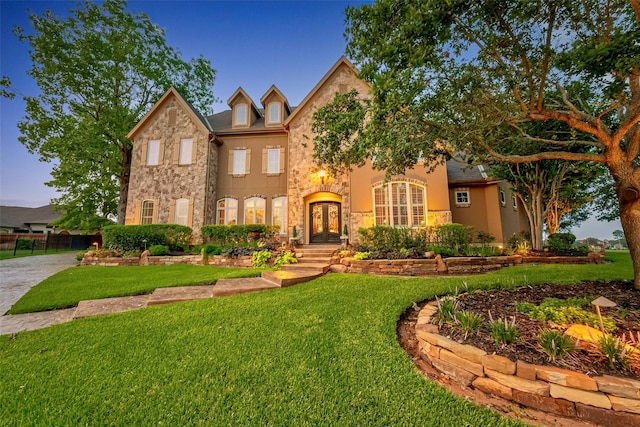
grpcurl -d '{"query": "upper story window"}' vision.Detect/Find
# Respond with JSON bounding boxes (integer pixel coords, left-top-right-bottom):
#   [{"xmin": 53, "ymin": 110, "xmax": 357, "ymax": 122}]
[
  {"xmin": 512, "ymin": 195, "xmax": 518, "ymax": 210},
  {"xmin": 146, "ymin": 140, "xmax": 160, "ymax": 166},
  {"xmin": 267, "ymin": 102, "xmax": 281, "ymax": 123},
  {"xmin": 455, "ymin": 188, "xmax": 470, "ymax": 207},
  {"xmin": 263, "ymin": 147, "xmax": 283, "ymax": 175},
  {"xmin": 141, "ymin": 200, "xmax": 155, "ymax": 224},
  {"xmin": 245, "ymin": 197, "xmax": 265, "ymax": 225},
  {"xmin": 217, "ymin": 198, "xmax": 238, "ymax": 225},
  {"xmin": 500, "ymin": 189, "xmax": 506, "ymax": 206},
  {"xmin": 235, "ymin": 104, "xmax": 248, "ymax": 126},
  {"xmin": 373, "ymin": 182, "xmax": 426, "ymax": 227},
  {"xmin": 230, "ymin": 149, "xmax": 250, "ymax": 176},
  {"xmin": 178, "ymin": 138, "xmax": 193, "ymax": 165}
]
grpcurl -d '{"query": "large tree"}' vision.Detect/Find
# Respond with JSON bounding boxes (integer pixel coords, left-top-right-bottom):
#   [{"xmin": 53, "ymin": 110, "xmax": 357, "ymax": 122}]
[
  {"xmin": 13, "ymin": 0, "xmax": 216, "ymax": 230},
  {"xmin": 311, "ymin": 0, "xmax": 640, "ymax": 288}
]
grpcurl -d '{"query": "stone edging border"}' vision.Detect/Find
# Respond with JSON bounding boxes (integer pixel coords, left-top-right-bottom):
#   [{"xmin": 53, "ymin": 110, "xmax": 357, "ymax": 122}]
[{"xmin": 416, "ymin": 301, "xmax": 640, "ymax": 427}]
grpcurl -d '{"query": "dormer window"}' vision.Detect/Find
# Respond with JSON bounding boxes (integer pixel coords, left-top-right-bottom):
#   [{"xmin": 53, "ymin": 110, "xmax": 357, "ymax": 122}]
[
  {"xmin": 268, "ymin": 102, "xmax": 281, "ymax": 124},
  {"xmin": 235, "ymin": 104, "xmax": 248, "ymax": 126}
]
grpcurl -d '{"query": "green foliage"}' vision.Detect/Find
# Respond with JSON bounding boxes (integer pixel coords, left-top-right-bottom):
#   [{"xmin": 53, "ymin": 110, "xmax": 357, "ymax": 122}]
[
  {"xmin": 546, "ymin": 233, "xmax": 577, "ymax": 251},
  {"xmin": 435, "ymin": 224, "xmax": 474, "ymax": 254},
  {"xmin": 434, "ymin": 296, "xmax": 458, "ymax": 327},
  {"xmin": 13, "ymin": 0, "xmax": 217, "ymax": 225},
  {"xmin": 488, "ymin": 314, "xmax": 518, "ymax": 345},
  {"xmin": 352, "ymin": 251, "xmax": 371, "ymax": 260},
  {"xmin": 15, "ymin": 239, "xmax": 36, "ymax": 250},
  {"xmin": 251, "ymin": 250, "xmax": 273, "ymax": 268},
  {"xmin": 598, "ymin": 334, "xmax": 632, "ymax": 369},
  {"xmin": 75, "ymin": 251, "xmax": 86, "ymax": 261},
  {"xmin": 475, "ymin": 231, "xmax": 495, "ymax": 245},
  {"xmin": 273, "ymin": 251, "xmax": 297, "ymax": 268},
  {"xmin": 103, "ymin": 224, "xmax": 192, "ymax": 251},
  {"xmin": 202, "ymin": 224, "xmax": 278, "ymax": 246},
  {"xmin": 148, "ymin": 245, "xmax": 170, "ymax": 256},
  {"xmin": 453, "ymin": 310, "xmax": 483, "ymax": 339},
  {"xmin": 538, "ymin": 329, "xmax": 578, "ymax": 361},
  {"xmin": 191, "ymin": 244, "xmax": 222, "ymax": 256},
  {"xmin": 357, "ymin": 226, "xmax": 415, "ymax": 252},
  {"xmin": 517, "ymin": 296, "xmax": 616, "ymax": 332}
]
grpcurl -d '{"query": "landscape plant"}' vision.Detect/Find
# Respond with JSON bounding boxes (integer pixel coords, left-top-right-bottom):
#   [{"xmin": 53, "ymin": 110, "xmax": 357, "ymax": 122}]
[
  {"xmin": 453, "ymin": 310, "xmax": 483, "ymax": 339},
  {"xmin": 148, "ymin": 245, "xmax": 170, "ymax": 256},
  {"xmin": 598, "ymin": 333, "xmax": 633, "ymax": 369},
  {"xmin": 538, "ymin": 329, "xmax": 578, "ymax": 361},
  {"xmin": 273, "ymin": 250, "xmax": 297, "ymax": 268},
  {"xmin": 251, "ymin": 249, "xmax": 273, "ymax": 268},
  {"xmin": 488, "ymin": 313, "xmax": 519, "ymax": 345},
  {"xmin": 103, "ymin": 224, "xmax": 192, "ymax": 252}
]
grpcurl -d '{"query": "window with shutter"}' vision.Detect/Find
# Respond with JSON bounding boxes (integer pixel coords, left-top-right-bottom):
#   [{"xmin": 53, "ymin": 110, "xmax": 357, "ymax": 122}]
[
  {"xmin": 233, "ymin": 149, "xmax": 247, "ymax": 175},
  {"xmin": 174, "ymin": 198, "xmax": 189, "ymax": 225},
  {"xmin": 267, "ymin": 148, "xmax": 280, "ymax": 174},
  {"xmin": 141, "ymin": 200, "xmax": 155, "ymax": 224},
  {"xmin": 178, "ymin": 139, "xmax": 193, "ymax": 165},
  {"xmin": 146, "ymin": 140, "xmax": 160, "ymax": 166}
]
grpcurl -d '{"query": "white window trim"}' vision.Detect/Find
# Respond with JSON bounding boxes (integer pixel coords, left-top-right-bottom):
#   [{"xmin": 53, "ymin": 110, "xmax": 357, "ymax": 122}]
[
  {"xmin": 235, "ymin": 104, "xmax": 248, "ymax": 126},
  {"xmin": 455, "ymin": 188, "xmax": 470, "ymax": 207},
  {"xmin": 146, "ymin": 140, "xmax": 160, "ymax": 166},
  {"xmin": 500, "ymin": 189, "xmax": 506, "ymax": 206},
  {"xmin": 244, "ymin": 197, "xmax": 266, "ymax": 225},
  {"xmin": 272, "ymin": 196, "xmax": 287, "ymax": 234},
  {"xmin": 267, "ymin": 102, "xmax": 280, "ymax": 124},
  {"xmin": 217, "ymin": 198, "xmax": 238, "ymax": 225},
  {"xmin": 174, "ymin": 198, "xmax": 189, "ymax": 226},
  {"xmin": 372, "ymin": 182, "xmax": 427, "ymax": 227},
  {"xmin": 178, "ymin": 138, "xmax": 193, "ymax": 165},
  {"xmin": 141, "ymin": 200, "xmax": 155, "ymax": 224},
  {"xmin": 267, "ymin": 148, "xmax": 280, "ymax": 174},
  {"xmin": 512, "ymin": 195, "xmax": 518, "ymax": 210},
  {"xmin": 233, "ymin": 149, "xmax": 247, "ymax": 175}
]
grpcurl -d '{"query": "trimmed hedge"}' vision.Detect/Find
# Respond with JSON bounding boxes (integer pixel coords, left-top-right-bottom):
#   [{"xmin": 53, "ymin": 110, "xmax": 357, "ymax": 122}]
[
  {"xmin": 103, "ymin": 224, "xmax": 192, "ymax": 251},
  {"xmin": 201, "ymin": 224, "xmax": 279, "ymax": 245}
]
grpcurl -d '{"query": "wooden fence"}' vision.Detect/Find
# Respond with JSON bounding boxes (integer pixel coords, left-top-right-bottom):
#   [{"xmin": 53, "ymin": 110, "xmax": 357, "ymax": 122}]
[{"xmin": 0, "ymin": 233, "xmax": 101, "ymax": 252}]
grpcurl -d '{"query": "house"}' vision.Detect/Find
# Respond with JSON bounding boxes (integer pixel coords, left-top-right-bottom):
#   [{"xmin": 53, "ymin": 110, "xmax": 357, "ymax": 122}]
[
  {"xmin": 0, "ymin": 205, "xmax": 62, "ymax": 234},
  {"xmin": 125, "ymin": 57, "xmax": 527, "ymax": 245}
]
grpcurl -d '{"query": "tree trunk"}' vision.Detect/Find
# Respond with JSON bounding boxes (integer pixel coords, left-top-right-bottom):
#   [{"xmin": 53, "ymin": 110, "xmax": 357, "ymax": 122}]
[
  {"xmin": 117, "ymin": 147, "xmax": 132, "ymax": 225},
  {"xmin": 618, "ymin": 185, "xmax": 640, "ymax": 290}
]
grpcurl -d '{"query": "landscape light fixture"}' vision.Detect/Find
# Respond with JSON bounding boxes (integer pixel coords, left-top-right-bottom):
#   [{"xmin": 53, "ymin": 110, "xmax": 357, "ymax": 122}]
[{"xmin": 591, "ymin": 296, "xmax": 616, "ymax": 334}]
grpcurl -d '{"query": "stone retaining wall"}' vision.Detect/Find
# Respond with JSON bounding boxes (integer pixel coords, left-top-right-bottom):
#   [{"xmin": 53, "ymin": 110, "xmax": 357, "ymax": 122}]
[
  {"xmin": 416, "ymin": 301, "xmax": 640, "ymax": 427},
  {"xmin": 341, "ymin": 253, "xmax": 601, "ymax": 276},
  {"xmin": 81, "ymin": 255, "xmax": 253, "ymax": 268}
]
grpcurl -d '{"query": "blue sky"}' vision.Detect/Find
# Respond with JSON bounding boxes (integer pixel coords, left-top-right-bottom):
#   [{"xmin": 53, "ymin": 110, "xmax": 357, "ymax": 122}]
[{"xmin": 0, "ymin": 0, "xmax": 622, "ymax": 239}]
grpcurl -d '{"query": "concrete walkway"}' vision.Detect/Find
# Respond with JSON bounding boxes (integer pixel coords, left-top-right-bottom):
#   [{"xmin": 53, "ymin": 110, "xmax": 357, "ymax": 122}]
[{"xmin": 0, "ymin": 252, "xmax": 78, "ymax": 316}]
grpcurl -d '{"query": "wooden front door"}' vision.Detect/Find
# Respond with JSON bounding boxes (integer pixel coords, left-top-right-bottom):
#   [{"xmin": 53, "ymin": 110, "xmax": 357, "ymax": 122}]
[{"xmin": 310, "ymin": 202, "xmax": 341, "ymax": 243}]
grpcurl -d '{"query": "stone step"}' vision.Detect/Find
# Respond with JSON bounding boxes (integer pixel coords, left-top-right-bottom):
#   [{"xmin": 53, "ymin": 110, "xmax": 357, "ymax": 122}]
[
  {"xmin": 281, "ymin": 263, "xmax": 329, "ymax": 274},
  {"xmin": 261, "ymin": 270, "xmax": 324, "ymax": 288}
]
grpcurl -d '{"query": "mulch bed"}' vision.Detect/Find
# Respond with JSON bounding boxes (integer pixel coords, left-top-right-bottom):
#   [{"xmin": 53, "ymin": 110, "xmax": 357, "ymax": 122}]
[{"xmin": 401, "ymin": 280, "xmax": 640, "ymax": 380}]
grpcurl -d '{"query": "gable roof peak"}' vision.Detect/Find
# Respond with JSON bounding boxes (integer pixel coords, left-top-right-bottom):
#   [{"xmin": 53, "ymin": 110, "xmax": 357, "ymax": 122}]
[
  {"xmin": 227, "ymin": 86, "xmax": 261, "ymax": 116},
  {"xmin": 259, "ymin": 85, "xmax": 291, "ymax": 112}
]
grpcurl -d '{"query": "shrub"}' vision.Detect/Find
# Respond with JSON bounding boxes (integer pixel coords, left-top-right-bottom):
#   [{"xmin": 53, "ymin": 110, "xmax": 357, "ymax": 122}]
[
  {"xmin": 546, "ymin": 232, "xmax": 577, "ymax": 251},
  {"xmin": 353, "ymin": 251, "xmax": 371, "ymax": 260},
  {"xmin": 251, "ymin": 249, "xmax": 273, "ymax": 268},
  {"xmin": 103, "ymin": 224, "xmax": 192, "ymax": 252},
  {"xmin": 434, "ymin": 224, "xmax": 474, "ymax": 255},
  {"xmin": 191, "ymin": 244, "xmax": 222, "ymax": 255},
  {"xmin": 475, "ymin": 231, "xmax": 495, "ymax": 244},
  {"xmin": 508, "ymin": 230, "xmax": 531, "ymax": 251},
  {"xmin": 274, "ymin": 250, "xmax": 297, "ymax": 268},
  {"xmin": 222, "ymin": 246, "xmax": 258, "ymax": 258},
  {"xmin": 434, "ymin": 296, "xmax": 459, "ymax": 327},
  {"xmin": 202, "ymin": 224, "xmax": 279, "ymax": 246},
  {"xmin": 148, "ymin": 245, "xmax": 170, "ymax": 256},
  {"xmin": 16, "ymin": 239, "xmax": 37, "ymax": 250},
  {"xmin": 516, "ymin": 297, "xmax": 616, "ymax": 332},
  {"xmin": 598, "ymin": 334, "xmax": 633, "ymax": 369},
  {"xmin": 453, "ymin": 310, "xmax": 483, "ymax": 339},
  {"xmin": 75, "ymin": 252, "xmax": 86, "ymax": 261}
]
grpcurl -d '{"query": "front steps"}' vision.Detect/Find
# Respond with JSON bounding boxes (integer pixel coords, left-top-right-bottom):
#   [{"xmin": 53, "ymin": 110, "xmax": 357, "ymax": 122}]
[{"xmin": 260, "ymin": 244, "xmax": 340, "ymax": 287}]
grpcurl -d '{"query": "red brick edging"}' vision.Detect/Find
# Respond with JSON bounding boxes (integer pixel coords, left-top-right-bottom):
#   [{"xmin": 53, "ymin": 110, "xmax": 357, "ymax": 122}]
[{"xmin": 416, "ymin": 301, "xmax": 640, "ymax": 427}]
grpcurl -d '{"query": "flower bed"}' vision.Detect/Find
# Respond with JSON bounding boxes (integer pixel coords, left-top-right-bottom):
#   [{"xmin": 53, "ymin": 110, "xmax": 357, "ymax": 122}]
[
  {"xmin": 81, "ymin": 254, "xmax": 252, "ymax": 267},
  {"xmin": 415, "ymin": 301, "xmax": 640, "ymax": 426}
]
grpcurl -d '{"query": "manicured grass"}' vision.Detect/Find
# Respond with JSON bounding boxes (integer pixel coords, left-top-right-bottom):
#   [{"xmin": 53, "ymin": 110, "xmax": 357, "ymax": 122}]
[
  {"xmin": 7, "ymin": 265, "xmax": 264, "ymax": 314},
  {"xmin": 0, "ymin": 248, "xmax": 77, "ymax": 260},
  {"xmin": 0, "ymin": 252, "xmax": 632, "ymax": 425}
]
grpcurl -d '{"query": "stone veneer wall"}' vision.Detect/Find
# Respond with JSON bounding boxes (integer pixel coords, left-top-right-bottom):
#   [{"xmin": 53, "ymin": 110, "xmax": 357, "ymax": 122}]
[
  {"xmin": 286, "ymin": 63, "xmax": 371, "ymax": 244},
  {"xmin": 81, "ymin": 255, "xmax": 252, "ymax": 267},
  {"xmin": 415, "ymin": 302, "xmax": 640, "ymax": 427},
  {"xmin": 126, "ymin": 94, "xmax": 211, "ymax": 242}
]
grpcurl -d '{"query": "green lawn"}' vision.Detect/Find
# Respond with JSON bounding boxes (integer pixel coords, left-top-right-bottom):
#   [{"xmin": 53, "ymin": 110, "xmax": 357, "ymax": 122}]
[
  {"xmin": 0, "ymin": 251, "xmax": 633, "ymax": 426},
  {"xmin": 0, "ymin": 248, "xmax": 77, "ymax": 260},
  {"xmin": 8, "ymin": 265, "xmax": 264, "ymax": 314}
]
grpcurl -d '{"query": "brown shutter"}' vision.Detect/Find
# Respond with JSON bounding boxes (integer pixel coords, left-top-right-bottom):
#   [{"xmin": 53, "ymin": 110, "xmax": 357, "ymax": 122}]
[
  {"xmin": 173, "ymin": 138, "xmax": 180, "ymax": 164},
  {"xmin": 169, "ymin": 199, "xmax": 176, "ymax": 224},
  {"xmin": 133, "ymin": 201, "xmax": 141, "ymax": 225},
  {"xmin": 141, "ymin": 141, "xmax": 148, "ymax": 165},
  {"xmin": 245, "ymin": 149, "xmax": 251, "ymax": 174},
  {"xmin": 262, "ymin": 148, "xmax": 268, "ymax": 174},
  {"xmin": 279, "ymin": 148, "xmax": 285, "ymax": 174},
  {"xmin": 158, "ymin": 139, "xmax": 165, "ymax": 164},
  {"xmin": 191, "ymin": 139, "xmax": 198, "ymax": 164},
  {"xmin": 187, "ymin": 198, "xmax": 194, "ymax": 227},
  {"xmin": 228, "ymin": 150, "xmax": 234, "ymax": 175},
  {"xmin": 152, "ymin": 199, "xmax": 160, "ymax": 223}
]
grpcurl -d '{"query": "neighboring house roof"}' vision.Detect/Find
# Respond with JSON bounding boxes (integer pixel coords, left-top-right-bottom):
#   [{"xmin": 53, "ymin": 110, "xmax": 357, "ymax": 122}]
[
  {"xmin": 127, "ymin": 87, "xmax": 213, "ymax": 140},
  {"xmin": 446, "ymin": 160, "xmax": 499, "ymax": 185},
  {"xmin": 283, "ymin": 56, "xmax": 370, "ymax": 128},
  {"xmin": 0, "ymin": 205, "xmax": 62, "ymax": 230}
]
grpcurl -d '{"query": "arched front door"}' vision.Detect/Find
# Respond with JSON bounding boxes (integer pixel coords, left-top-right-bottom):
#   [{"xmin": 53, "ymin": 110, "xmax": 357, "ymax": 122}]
[{"xmin": 309, "ymin": 202, "xmax": 341, "ymax": 243}]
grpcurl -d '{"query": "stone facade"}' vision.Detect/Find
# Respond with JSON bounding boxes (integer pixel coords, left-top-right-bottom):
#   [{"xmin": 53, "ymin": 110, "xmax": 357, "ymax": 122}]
[{"xmin": 126, "ymin": 89, "xmax": 213, "ymax": 241}]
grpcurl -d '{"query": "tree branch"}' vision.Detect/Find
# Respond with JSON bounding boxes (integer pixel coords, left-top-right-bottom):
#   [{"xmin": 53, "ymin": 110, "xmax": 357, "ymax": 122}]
[{"xmin": 537, "ymin": 2, "xmax": 556, "ymax": 111}]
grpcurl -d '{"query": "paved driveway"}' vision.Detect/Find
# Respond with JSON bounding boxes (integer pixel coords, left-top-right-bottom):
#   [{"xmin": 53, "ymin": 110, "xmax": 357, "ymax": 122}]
[{"xmin": 0, "ymin": 252, "xmax": 78, "ymax": 315}]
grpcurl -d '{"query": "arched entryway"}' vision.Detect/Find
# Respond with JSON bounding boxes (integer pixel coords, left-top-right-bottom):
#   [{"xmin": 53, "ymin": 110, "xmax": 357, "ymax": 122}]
[
  {"xmin": 304, "ymin": 191, "xmax": 343, "ymax": 244},
  {"xmin": 309, "ymin": 201, "xmax": 341, "ymax": 243}
]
